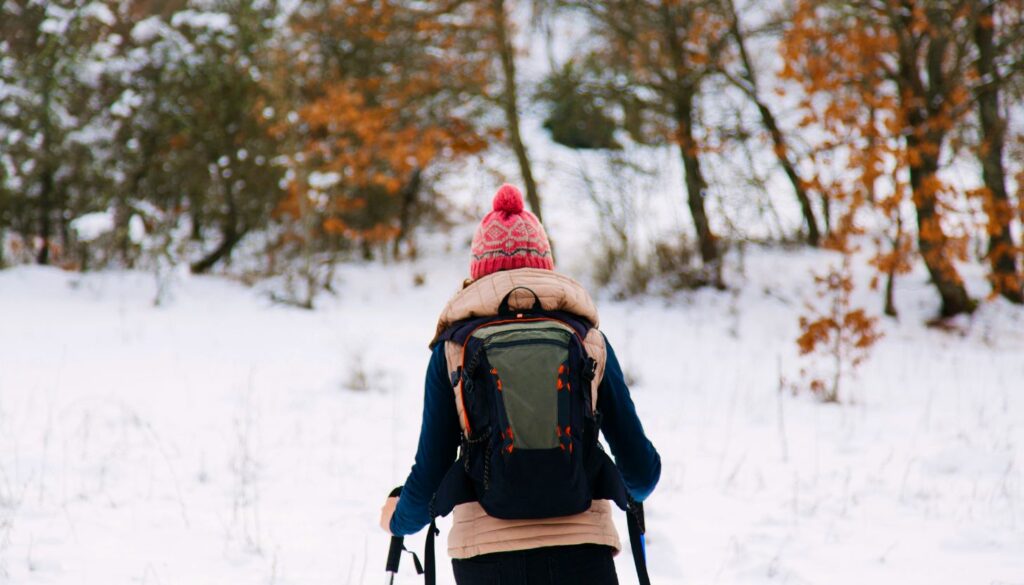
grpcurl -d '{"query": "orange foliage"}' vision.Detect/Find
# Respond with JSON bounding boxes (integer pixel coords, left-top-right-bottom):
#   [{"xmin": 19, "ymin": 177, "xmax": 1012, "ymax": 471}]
[
  {"xmin": 281, "ymin": 0, "xmax": 495, "ymax": 248},
  {"xmin": 780, "ymin": 0, "xmax": 985, "ymax": 317},
  {"xmin": 796, "ymin": 255, "xmax": 883, "ymax": 403}
]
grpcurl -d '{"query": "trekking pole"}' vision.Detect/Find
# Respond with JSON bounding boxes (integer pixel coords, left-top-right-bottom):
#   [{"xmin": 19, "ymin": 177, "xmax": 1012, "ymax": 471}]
[
  {"xmin": 385, "ymin": 487, "xmax": 403, "ymax": 585},
  {"xmin": 627, "ymin": 500, "xmax": 651, "ymax": 585},
  {"xmin": 384, "ymin": 487, "xmax": 423, "ymax": 584},
  {"xmin": 386, "ymin": 536, "xmax": 403, "ymax": 585}
]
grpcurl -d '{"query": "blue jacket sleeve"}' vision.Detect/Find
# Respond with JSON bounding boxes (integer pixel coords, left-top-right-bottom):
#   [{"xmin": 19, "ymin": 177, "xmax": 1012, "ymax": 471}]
[
  {"xmin": 389, "ymin": 344, "xmax": 461, "ymax": 535},
  {"xmin": 598, "ymin": 335, "xmax": 661, "ymax": 502}
]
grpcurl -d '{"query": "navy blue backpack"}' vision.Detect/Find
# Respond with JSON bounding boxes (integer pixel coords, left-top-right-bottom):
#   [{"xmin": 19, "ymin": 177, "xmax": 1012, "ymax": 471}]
[{"xmin": 422, "ymin": 287, "xmax": 650, "ymax": 585}]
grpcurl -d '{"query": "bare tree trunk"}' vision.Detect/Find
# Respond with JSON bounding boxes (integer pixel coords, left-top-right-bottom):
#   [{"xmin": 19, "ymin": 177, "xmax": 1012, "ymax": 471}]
[
  {"xmin": 754, "ymin": 102, "xmax": 820, "ymax": 246},
  {"xmin": 113, "ymin": 197, "xmax": 135, "ymax": 267},
  {"xmin": 654, "ymin": 1, "xmax": 721, "ymax": 285},
  {"xmin": 189, "ymin": 224, "xmax": 243, "ymax": 274},
  {"xmin": 974, "ymin": 3, "xmax": 1023, "ymax": 303},
  {"xmin": 883, "ymin": 214, "xmax": 903, "ymax": 319},
  {"xmin": 883, "ymin": 264, "xmax": 898, "ymax": 318},
  {"xmin": 191, "ymin": 186, "xmax": 244, "ymax": 274},
  {"xmin": 36, "ymin": 164, "xmax": 54, "ymax": 265},
  {"xmin": 890, "ymin": 4, "xmax": 973, "ymax": 318},
  {"xmin": 676, "ymin": 91, "xmax": 722, "ymax": 287},
  {"xmin": 191, "ymin": 200, "xmax": 205, "ymax": 242},
  {"xmin": 723, "ymin": 0, "xmax": 820, "ymax": 246},
  {"xmin": 392, "ymin": 167, "xmax": 423, "ymax": 260},
  {"xmin": 493, "ymin": 0, "xmax": 543, "ymax": 222},
  {"xmin": 820, "ymin": 193, "xmax": 832, "ymax": 236},
  {"xmin": 37, "ymin": 75, "xmax": 55, "ymax": 265},
  {"xmin": 908, "ymin": 143, "xmax": 974, "ymax": 317},
  {"xmin": 0, "ymin": 161, "xmax": 5, "ymax": 266},
  {"xmin": 58, "ymin": 190, "xmax": 70, "ymax": 257}
]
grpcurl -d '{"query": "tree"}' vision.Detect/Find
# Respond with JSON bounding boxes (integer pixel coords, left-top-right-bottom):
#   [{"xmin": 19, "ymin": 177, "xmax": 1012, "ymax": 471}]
[
  {"xmin": 0, "ymin": 0, "xmax": 116, "ymax": 265},
  {"xmin": 537, "ymin": 60, "xmax": 621, "ymax": 151},
  {"xmin": 782, "ymin": 0, "xmax": 980, "ymax": 318},
  {"xmin": 972, "ymin": 0, "xmax": 1024, "ymax": 303},
  {"xmin": 31, "ymin": 0, "xmax": 287, "ymax": 274},
  {"xmin": 718, "ymin": 0, "xmax": 822, "ymax": 246},
  {"xmin": 796, "ymin": 251, "xmax": 883, "ymax": 403},
  {"xmin": 264, "ymin": 0, "xmax": 493, "ymax": 305},
  {"xmin": 491, "ymin": 0, "xmax": 544, "ymax": 222},
  {"xmin": 175, "ymin": 2, "xmax": 284, "ymax": 274},
  {"xmin": 568, "ymin": 0, "xmax": 731, "ymax": 287}
]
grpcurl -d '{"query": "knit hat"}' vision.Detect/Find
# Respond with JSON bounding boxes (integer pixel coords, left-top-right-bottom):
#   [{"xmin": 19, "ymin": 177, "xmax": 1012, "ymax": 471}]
[{"xmin": 470, "ymin": 184, "xmax": 554, "ymax": 280}]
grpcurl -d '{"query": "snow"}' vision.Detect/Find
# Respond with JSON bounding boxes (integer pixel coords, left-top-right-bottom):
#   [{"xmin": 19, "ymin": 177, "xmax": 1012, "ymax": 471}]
[
  {"xmin": 40, "ymin": 5, "xmax": 72, "ymax": 36},
  {"xmin": 308, "ymin": 171, "xmax": 341, "ymax": 190},
  {"xmin": 70, "ymin": 210, "xmax": 115, "ymax": 242},
  {"xmin": 0, "ymin": 102, "xmax": 18, "ymax": 121},
  {"xmin": 82, "ymin": 2, "xmax": 116, "ymax": 26},
  {"xmin": 110, "ymin": 88, "xmax": 143, "ymax": 118},
  {"xmin": 1, "ymin": 240, "xmax": 1022, "ymax": 585},
  {"xmin": 2, "ymin": 3, "xmax": 1023, "ymax": 584},
  {"xmin": 170, "ymin": 10, "xmax": 235, "ymax": 35},
  {"xmin": 67, "ymin": 123, "xmax": 116, "ymax": 148},
  {"xmin": 129, "ymin": 214, "xmax": 146, "ymax": 244},
  {"xmin": 131, "ymin": 16, "xmax": 167, "ymax": 44},
  {"xmin": 69, "ymin": 209, "xmax": 145, "ymax": 246}
]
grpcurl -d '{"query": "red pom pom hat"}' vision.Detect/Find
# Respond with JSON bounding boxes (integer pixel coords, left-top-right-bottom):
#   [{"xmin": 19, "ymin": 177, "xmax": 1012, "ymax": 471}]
[{"xmin": 470, "ymin": 184, "xmax": 554, "ymax": 279}]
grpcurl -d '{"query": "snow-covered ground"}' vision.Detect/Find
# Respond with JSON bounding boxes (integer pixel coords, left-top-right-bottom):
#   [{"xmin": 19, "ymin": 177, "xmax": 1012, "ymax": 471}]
[{"xmin": 1, "ymin": 239, "xmax": 1022, "ymax": 585}]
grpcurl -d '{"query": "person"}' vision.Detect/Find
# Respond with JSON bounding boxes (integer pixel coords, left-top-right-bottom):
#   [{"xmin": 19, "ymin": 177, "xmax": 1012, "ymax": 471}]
[{"xmin": 379, "ymin": 184, "xmax": 661, "ymax": 585}]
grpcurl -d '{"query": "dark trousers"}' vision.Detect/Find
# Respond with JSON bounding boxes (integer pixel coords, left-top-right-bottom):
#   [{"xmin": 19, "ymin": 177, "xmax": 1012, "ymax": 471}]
[{"xmin": 451, "ymin": 544, "xmax": 619, "ymax": 585}]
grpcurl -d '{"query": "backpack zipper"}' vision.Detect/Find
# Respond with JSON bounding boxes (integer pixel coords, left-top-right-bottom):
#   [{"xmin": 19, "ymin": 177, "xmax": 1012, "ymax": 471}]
[{"xmin": 484, "ymin": 338, "xmax": 570, "ymax": 351}]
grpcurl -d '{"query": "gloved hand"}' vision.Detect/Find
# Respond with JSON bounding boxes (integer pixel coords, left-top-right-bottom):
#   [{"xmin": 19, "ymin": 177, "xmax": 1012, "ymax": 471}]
[{"xmin": 380, "ymin": 494, "xmax": 399, "ymax": 534}]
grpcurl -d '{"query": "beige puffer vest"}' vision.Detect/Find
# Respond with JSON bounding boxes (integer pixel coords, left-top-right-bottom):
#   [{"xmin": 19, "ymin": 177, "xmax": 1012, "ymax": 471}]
[{"xmin": 432, "ymin": 268, "xmax": 621, "ymax": 559}]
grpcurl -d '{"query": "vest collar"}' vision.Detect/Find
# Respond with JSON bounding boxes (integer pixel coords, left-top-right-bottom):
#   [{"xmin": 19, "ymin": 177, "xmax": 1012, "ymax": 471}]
[{"xmin": 431, "ymin": 268, "xmax": 600, "ymax": 346}]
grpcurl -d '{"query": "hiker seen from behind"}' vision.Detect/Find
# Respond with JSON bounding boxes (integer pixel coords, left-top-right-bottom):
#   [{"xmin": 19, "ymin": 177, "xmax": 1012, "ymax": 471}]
[{"xmin": 380, "ymin": 184, "xmax": 661, "ymax": 585}]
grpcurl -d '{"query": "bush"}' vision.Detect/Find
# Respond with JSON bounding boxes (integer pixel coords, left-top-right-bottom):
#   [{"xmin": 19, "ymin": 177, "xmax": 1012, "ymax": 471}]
[{"xmin": 537, "ymin": 61, "xmax": 621, "ymax": 151}]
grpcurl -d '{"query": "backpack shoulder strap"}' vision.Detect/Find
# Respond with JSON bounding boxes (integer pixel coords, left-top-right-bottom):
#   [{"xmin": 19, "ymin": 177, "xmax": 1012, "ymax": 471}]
[
  {"xmin": 582, "ymin": 328, "xmax": 606, "ymax": 412},
  {"xmin": 438, "ymin": 316, "xmax": 495, "ymax": 435},
  {"xmin": 438, "ymin": 313, "xmax": 607, "ymax": 432},
  {"xmin": 442, "ymin": 339, "xmax": 471, "ymax": 434}
]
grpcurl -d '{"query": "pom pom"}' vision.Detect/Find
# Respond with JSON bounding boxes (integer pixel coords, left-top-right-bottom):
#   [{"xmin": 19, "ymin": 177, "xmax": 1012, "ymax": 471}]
[{"xmin": 492, "ymin": 184, "xmax": 524, "ymax": 214}]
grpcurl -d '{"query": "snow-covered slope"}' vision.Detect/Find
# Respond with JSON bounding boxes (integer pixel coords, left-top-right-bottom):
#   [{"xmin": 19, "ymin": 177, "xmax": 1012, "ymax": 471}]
[{"xmin": 1, "ymin": 242, "xmax": 1022, "ymax": 585}]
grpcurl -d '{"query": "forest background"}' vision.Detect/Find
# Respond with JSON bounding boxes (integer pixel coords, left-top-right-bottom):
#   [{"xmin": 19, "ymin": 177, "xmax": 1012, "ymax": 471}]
[
  {"xmin": 3, "ymin": 0, "xmax": 1024, "ymax": 320},
  {"xmin": 2, "ymin": 1, "xmax": 1024, "ymax": 584}
]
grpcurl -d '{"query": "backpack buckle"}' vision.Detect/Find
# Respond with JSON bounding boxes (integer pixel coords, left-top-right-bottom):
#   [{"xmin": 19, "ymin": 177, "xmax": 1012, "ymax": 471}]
[{"xmin": 583, "ymin": 357, "xmax": 598, "ymax": 381}]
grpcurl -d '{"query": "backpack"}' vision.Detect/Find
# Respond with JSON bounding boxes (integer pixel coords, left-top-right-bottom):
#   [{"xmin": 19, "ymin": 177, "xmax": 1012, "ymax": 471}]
[
  {"xmin": 422, "ymin": 287, "xmax": 651, "ymax": 585},
  {"xmin": 444, "ymin": 287, "xmax": 601, "ymax": 519}
]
